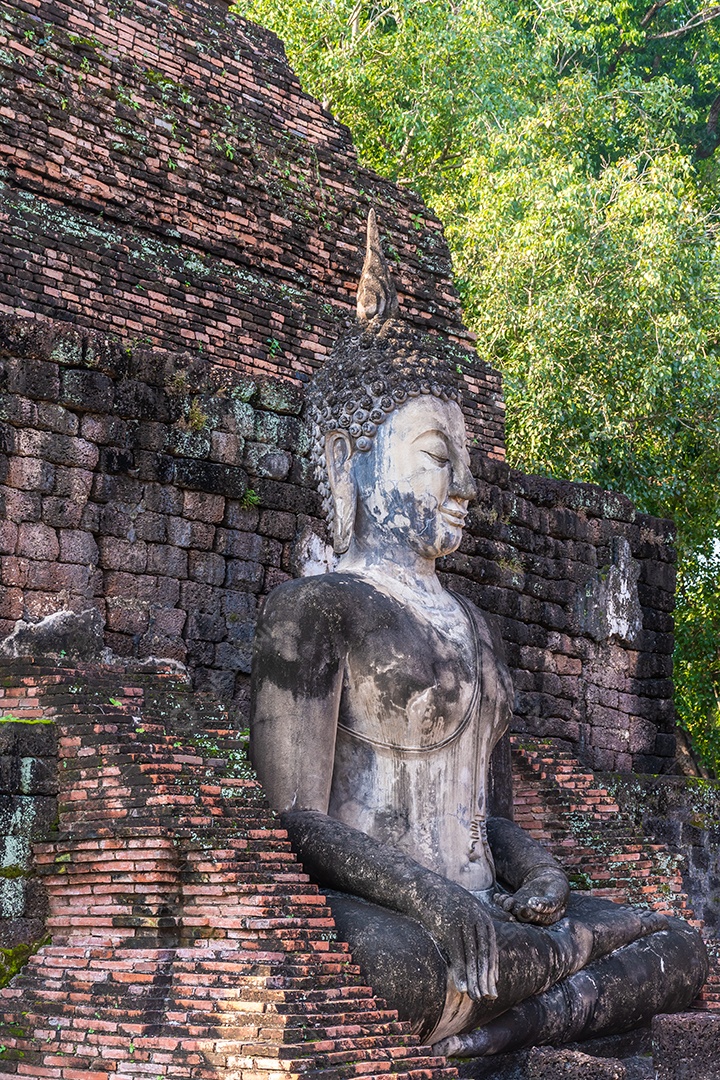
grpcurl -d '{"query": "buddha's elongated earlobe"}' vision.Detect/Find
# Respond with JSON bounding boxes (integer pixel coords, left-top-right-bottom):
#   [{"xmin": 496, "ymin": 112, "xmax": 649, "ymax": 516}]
[{"xmin": 325, "ymin": 431, "xmax": 356, "ymax": 554}]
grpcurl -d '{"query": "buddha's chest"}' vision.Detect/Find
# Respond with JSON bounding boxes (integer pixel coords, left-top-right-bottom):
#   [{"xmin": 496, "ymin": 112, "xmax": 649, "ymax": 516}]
[{"xmin": 337, "ymin": 615, "xmax": 482, "ymax": 754}]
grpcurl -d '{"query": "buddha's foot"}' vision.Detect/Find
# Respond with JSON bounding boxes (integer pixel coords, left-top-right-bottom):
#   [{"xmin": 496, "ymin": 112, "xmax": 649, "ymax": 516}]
[
  {"xmin": 586, "ymin": 900, "xmax": 669, "ymax": 963},
  {"xmin": 432, "ymin": 970, "xmax": 600, "ymax": 1058},
  {"xmin": 434, "ymin": 1027, "xmax": 493, "ymax": 1058},
  {"xmin": 640, "ymin": 909, "xmax": 670, "ymax": 933}
]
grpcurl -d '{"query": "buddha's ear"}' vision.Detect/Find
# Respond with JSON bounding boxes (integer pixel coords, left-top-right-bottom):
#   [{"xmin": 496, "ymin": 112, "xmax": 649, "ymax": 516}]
[{"xmin": 325, "ymin": 431, "xmax": 356, "ymax": 555}]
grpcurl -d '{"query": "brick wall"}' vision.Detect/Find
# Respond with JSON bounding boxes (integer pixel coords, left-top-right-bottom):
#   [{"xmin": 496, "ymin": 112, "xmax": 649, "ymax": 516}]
[
  {"xmin": 1, "ymin": 313, "xmax": 677, "ymax": 772},
  {"xmin": 0, "ymin": 0, "xmax": 504, "ymax": 454}
]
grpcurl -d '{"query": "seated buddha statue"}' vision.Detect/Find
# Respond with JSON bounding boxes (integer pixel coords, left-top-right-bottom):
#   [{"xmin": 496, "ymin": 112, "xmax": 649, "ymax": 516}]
[{"xmin": 249, "ymin": 211, "xmax": 707, "ymax": 1055}]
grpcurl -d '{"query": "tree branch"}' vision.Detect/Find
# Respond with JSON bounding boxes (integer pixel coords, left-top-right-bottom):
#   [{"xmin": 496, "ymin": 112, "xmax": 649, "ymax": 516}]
[
  {"xmin": 609, "ymin": 3, "xmax": 720, "ymax": 73},
  {"xmin": 640, "ymin": 0, "xmax": 670, "ymax": 28},
  {"xmin": 648, "ymin": 5, "xmax": 720, "ymax": 40}
]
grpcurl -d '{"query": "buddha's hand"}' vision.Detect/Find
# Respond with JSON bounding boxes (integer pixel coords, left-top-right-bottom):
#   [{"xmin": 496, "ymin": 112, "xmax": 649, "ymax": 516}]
[
  {"xmin": 493, "ymin": 866, "xmax": 569, "ymax": 926},
  {"xmin": 422, "ymin": 883, "xmax": 498, "ymax": 1001}
]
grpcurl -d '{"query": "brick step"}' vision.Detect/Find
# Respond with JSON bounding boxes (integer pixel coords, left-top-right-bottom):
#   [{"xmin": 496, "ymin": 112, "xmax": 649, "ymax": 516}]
[
  {"xmin": 0, "ymin": 996, "xmax": 407, "ymax": 1039},
  {"xmin": 243, "ymin": 1047, "xmax": 448, "ymax": 1070},
  {"xmin": 0, "ymin": 662, "xmax": 456, "ymax": 1080},
  {"xmin": 5, "ymin": 945, "xmax": 355, "ymax": 972},
  {"xmin": 6, "ymin": 965, "xmax": 383, "ymax": 1006}
]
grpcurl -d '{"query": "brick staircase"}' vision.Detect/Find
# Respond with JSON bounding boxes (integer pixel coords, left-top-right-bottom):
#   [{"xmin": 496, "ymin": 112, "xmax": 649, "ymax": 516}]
[
  {"xmin": 511, "ymin": 737, "xmax": 720, "ymax": 1011},
  {"xmin": 0, "ymin": 660, "xmax": 456, "ymax": 1080},
  {"xmin": 2, "ymin": 665, "xmax": 719, "ymax": 1078}
]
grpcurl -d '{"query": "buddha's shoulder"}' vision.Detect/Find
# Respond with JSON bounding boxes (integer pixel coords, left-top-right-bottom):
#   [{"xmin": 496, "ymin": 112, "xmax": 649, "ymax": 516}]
[
  {"xmin": 450, "ymin": 590, "xmax": 509, "ymax": 664},
  {"xmin": 260, "ymin": 573, "xmax": 385, "ymax": 626}
]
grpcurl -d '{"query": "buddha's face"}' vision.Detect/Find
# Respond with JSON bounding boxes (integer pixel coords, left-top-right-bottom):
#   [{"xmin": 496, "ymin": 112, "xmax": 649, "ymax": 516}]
[{"xmin": 348, "ymin": 395, "xmax": 476, "ymax": 561}]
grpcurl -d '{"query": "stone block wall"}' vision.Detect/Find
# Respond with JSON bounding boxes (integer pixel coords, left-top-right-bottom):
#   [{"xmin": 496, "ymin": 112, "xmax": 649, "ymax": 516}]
[
  {"xmin": 448, "ymin": 457, "xmax": 678, "ymax": 773},
  {"xmin": 0, "ymin": 0, "xmax": 504, "ymax": 455},
  {"xmin": 0, "ymin": 313, "xmax": 318, "ymax": 707},
  {"xmin": 0, "ymin": 682, "xmax": 56, "ymax": 965},
  {"xmin": 1, "ymin": 313, "xmax": 677, "ymax": 773}
]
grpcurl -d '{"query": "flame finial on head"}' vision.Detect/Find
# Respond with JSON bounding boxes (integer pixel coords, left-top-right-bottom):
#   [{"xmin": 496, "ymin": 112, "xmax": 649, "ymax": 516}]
[{"xmin": 356, "ymin": 209, "xmax": 399, "ymax": 324}]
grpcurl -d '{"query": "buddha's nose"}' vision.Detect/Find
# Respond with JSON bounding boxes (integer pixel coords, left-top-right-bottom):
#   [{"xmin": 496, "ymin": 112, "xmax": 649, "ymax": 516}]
[{"xmin": 450, "ymin": 458, "xmax": 477, "ymax": 502}]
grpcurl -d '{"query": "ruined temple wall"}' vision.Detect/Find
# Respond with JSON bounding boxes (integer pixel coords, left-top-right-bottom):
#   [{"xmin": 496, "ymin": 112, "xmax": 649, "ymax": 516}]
[
  {"xmin": 450, "ymin": 456, "xmax": 677, "ymax": 774},
  {"xmin": 0, "ymin": 315, "xmax": 677, "ymax": 773},
  {"xmin": 604, "ymin": 772, "xmax": 720, "ymax": 934},
  {"xmin": 0, "ymin": 0, "xmax": 504, "ymax": 454},
  {"xmin": 0, "ymin": 0, "xmax": 679, "ymax": 773}
]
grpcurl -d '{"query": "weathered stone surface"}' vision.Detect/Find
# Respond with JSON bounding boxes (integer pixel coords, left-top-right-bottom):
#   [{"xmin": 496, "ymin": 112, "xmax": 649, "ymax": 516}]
[
  {"xmin": 0, "ymin": 608, "xmax": 104, "ymax": 661},
  {"xmin": 456, "ymin": 1047, "xmax": 628, "ymax": 1079},
  {"xmin": 652, "ymin": 1012, "xmax": 720, "ymax": 1079}
]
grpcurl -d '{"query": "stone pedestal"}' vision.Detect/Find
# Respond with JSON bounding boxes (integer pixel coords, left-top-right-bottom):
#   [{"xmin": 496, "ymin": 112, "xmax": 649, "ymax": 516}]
[{"xmin": 653, "ymin": 1012, "xmax": 720, "ymax": 1079}]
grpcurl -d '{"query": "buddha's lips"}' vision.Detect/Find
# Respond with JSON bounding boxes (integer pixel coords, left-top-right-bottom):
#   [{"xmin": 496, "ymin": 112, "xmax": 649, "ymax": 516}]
[{"xmin": 440, "ymin": 506, "xmax": 467, "ymax": 527}]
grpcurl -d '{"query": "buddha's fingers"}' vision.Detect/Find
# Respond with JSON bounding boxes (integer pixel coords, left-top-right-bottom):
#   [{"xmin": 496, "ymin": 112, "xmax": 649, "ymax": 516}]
[
  {"xmin": 461, "ymin": 920, "xmax": 481, "ymax": 1001},
  {"xmin": 489, "ymin": 920, "xmax": 499, "ymax": 997},
  {"xmin": 475, "ymin": 915, "xmax": 498, "ymax": 999}
]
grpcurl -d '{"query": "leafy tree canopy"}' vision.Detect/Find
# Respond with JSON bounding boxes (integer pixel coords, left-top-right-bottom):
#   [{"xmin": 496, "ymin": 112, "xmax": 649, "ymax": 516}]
[{"xmin": 233, "ymin": 0, "xmax": 720, "ymax": 771}]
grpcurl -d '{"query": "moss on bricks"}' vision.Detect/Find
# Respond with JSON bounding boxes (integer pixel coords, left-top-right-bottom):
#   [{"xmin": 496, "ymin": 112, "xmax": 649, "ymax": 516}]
[{"xmin": 0, "ymin": 935, "xmax": 50, "ymax": 989}]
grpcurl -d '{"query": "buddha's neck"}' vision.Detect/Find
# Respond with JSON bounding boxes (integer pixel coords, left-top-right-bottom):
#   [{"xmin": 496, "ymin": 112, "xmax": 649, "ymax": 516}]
[
  {"xmin": 338, "ymin": 541, "xmax": 441, "ymax": 599},
  {"xmin": 338, "ymin": 547, "xmax": 471, "ymax": 648}
]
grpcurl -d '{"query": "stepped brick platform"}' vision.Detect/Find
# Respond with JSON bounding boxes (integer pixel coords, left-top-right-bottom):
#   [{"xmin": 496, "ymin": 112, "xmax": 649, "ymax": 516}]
[
  {"xmin": 0, "ymin": 658, "xmax": 456, "ymax": 1080},
  {"xmin": 511, "ymin": 737, "xmax": 720, "ymax": 1011},
  {"xmin": 1, "ymin": 663, "xmax": 718, "ymax": 1078}
]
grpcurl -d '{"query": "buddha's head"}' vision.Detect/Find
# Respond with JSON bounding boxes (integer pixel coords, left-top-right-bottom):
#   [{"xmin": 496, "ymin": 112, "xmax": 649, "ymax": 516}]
[{"xmin": 308, "ymin": 211, "xmax": 475, "ymax": 561}]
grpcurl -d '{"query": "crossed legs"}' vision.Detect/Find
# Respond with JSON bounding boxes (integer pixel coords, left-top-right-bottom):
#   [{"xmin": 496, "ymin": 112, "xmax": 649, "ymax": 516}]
[{"xmin": 325, "ymin": 891, "xmax": 708, "ymax": 1052}]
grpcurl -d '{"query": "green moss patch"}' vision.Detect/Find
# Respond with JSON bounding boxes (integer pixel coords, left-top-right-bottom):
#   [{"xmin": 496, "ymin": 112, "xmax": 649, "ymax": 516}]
[
  {"xmin": 0, "ymin": 715, "xmax": 53, "ymax": 725},
  {"xmin": 0, "ymin": 936, "xmax": 50, "ymax": 989}
]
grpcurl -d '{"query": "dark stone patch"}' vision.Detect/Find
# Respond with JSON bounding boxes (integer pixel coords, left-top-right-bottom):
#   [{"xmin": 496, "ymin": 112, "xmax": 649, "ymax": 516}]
[
  {"xmin": 0, "ymin": 608, "xmax": 104, "ymax": 661},
  {"xmin": 652, "ymin": 1012, "xmax": 720, "ymax": 1079}
]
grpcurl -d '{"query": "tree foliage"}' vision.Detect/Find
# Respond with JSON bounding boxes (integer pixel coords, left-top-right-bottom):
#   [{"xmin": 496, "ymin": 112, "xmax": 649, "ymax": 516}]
[{"xmin": 233, "ymin": 0, "xmax": 720, "ymax": 771}]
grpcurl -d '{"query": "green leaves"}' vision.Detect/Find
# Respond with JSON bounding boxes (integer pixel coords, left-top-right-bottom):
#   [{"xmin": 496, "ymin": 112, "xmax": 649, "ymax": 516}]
[{"xmin": 234, "ymin": 0, "xmax": 720, "ymax": 771}]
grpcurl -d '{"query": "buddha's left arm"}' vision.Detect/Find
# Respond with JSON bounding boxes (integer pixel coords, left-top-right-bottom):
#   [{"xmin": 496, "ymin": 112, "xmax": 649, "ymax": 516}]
[{"xmin": 486, "ymin": 816, "xmax": 570, "ymax": 926}]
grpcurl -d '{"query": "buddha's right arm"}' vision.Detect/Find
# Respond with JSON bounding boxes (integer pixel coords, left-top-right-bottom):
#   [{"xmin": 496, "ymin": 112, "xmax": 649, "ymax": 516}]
[
  {"xmin": 249, "ymin": 580, "xmax": 347, "ymax": 815},
  {"xmin": 281, "ymin": 808, "xmax": 499, "ymax": 1001}
]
